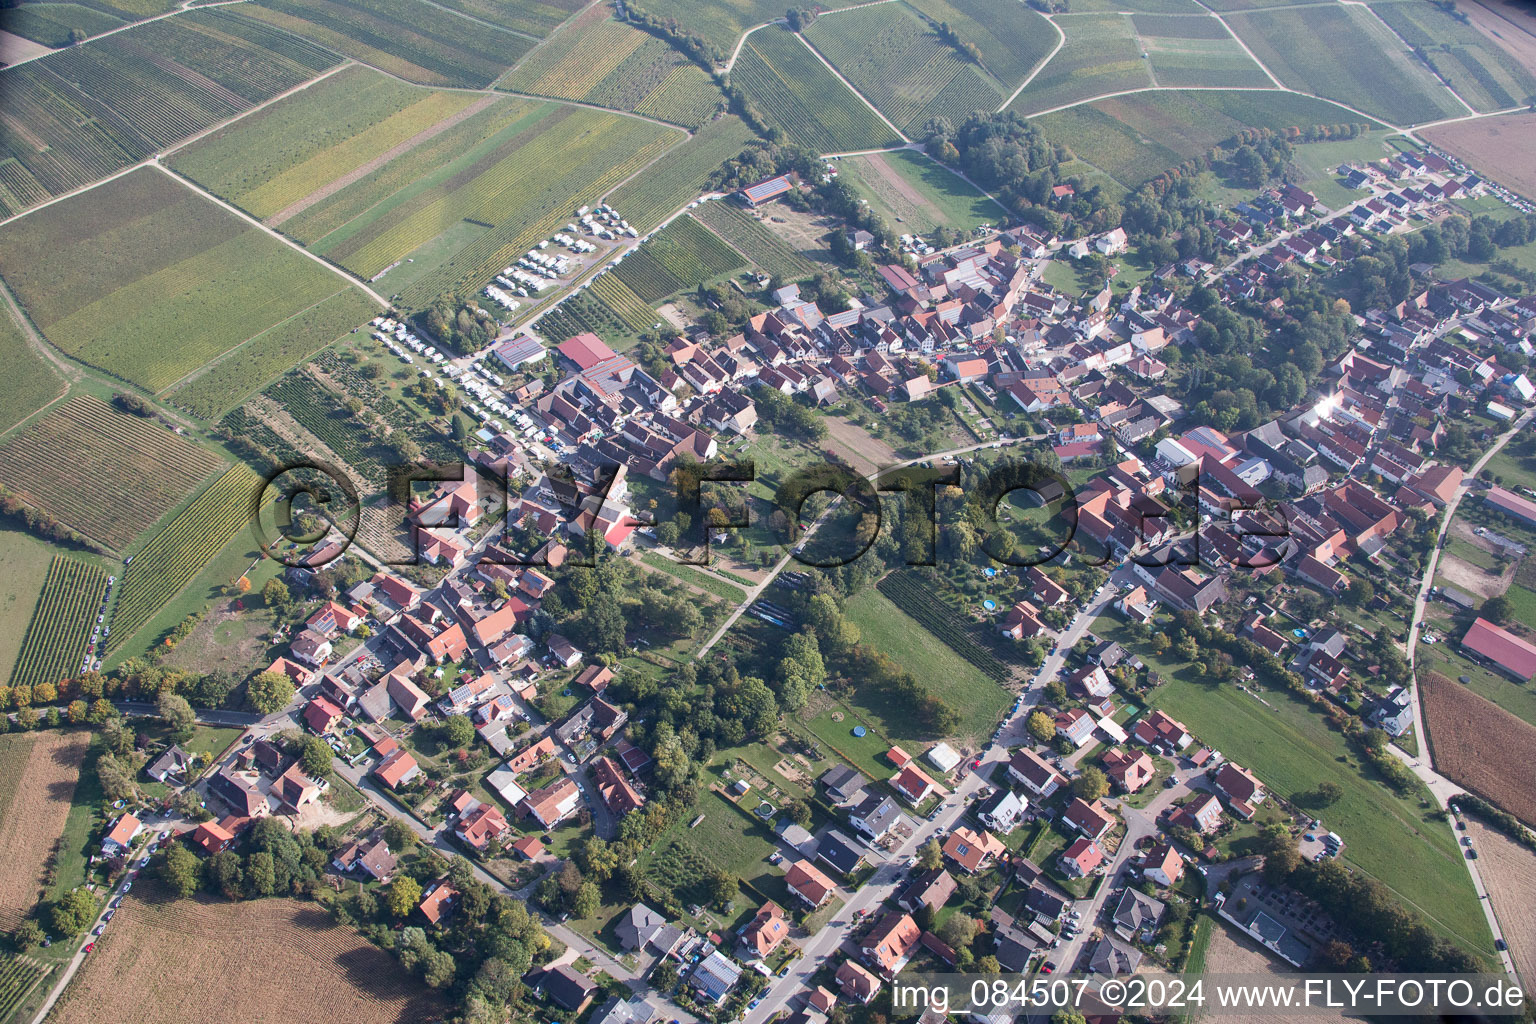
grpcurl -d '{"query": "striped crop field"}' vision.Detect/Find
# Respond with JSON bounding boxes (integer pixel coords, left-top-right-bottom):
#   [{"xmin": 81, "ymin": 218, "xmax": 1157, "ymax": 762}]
[
  {"xmin": 608, "ymin": 115, "xmax": 757, "ymax": 232},
  {"xmin": 107, "ymin": 464, "xmax": 267, "ymax": 653},
  {"xmin": 692, "ymin": 200, "xmax": 817, "ymax": 278},
  {"xmin": 0, "ymin": 394, "xmax": 224, "ymax": 552},
  {"xmin": 588, "ymin": 274, "xmax": 658, "ymax": 332},
  {"xmin": 613, "ymin": 214, "xmax": 746, "ymax": 302},
  {"xmin": 731, "ymin": 25, "xmax": 903, "ymax": 154},
  {"xmin": 9, "ymin": 556, "xmax": 108, "ymax": 688}
]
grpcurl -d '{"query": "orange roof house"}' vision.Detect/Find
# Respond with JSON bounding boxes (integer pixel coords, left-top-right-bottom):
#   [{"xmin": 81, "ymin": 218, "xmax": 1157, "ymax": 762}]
[
  {"xmin": 786, "ymin": 859, "xmax": 837, "ymax": 908},
  {"xmin": 860, "ymin": 911, "xmax": 921, "ymax": 976},
  {"xmin": 941, "ymin": 827, "xmax": 1005, "ymax": 874},
  {"xmin": 891, "ymin": 764, "xmax": 936, "ymax": 804},
  {"xmin": 418, "ymin": 882, "xmax": 459, "ymax": 925},
  {"xmin": 741, "ymin": 902, "xmax": 790, "ymax": 957},
  {"xmin": 456, "ymin": 803, "xmax": 509, "ymax": 851},
  {"xmin": 375, "ymin": 748, "xmax": 421, "ymax": 789}
]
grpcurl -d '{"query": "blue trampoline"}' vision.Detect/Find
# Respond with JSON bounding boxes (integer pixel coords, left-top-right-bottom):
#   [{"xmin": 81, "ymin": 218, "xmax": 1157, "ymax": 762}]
[
  {"xmin": 983, "ymin": 599, "xmax": 997, "ymax": 611},
  {"xmin": 852, "ymin": 725, "xmax": 867, "ymax": 737},
  {"xmin": 985, "ymin": 568, "xmax": 997, "ymax": 578}
]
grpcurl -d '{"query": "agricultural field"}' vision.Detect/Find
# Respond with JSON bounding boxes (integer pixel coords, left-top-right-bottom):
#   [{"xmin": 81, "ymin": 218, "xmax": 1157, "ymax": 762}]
[
  {"xmin": 846, "ymin": 578, "xmax": 1011, "ymax": 742},
  {"xmin": 1032, "ymin": 89, "xmax": 1383, "ymax": 188},
  {"xmin": 106, "ymin": 464, "xmax": 266, "ymax": 653},
  {"xmin": 1132, "ymin": 13, "xmax": 1271, "ymax": 88},
  {"xmin": 0, "ymin": 731, "xmax": 90, "ymax": 933},
  {"xmin": 1006, "ymin": 13, "xmax": 1153, "ymax": 116},
  {"xmin": 637, "ymin": 0, "xmax": 791, "ymax": 59},
  {"xmin": 428, "ymin": 0, "xmax": 583, "ymax": 38},
  {"xmin": 0, "ymin": 168, "xmax": 357, "ymax": 392},
  {"xmin": 731, "ymin": 25, "xmax": 903, "ymax": 154},
  {"xmin": 0, "ymin": 530, "xmax": 56, "ymax": 688},
  {"xmin": 501, "ymin": 7, "xmax": 723, "ymax": 127},
  {"xmin": 693, "ymin": 199, "xmax": 819, "ymax": 278},
  {"xmin": 608, "ymin": 116, "xmax": 758, "ymax": 232},
  {"xmin": 1224, "ymin": 5, "xmax": 1465, "ymax": 125},
  {"xmin": 0, "ymin": 952, "xmax": 50, "ymax": 1024},
  {"xmin": 1052, "ymin": 0, "xmax": 1201, "ymax": 10},
  {"xmin": 0, "ymin": 395, "xmax": 223, "ymax": 551},
  {"xmin": 1368, "ymin": 0, "xmax": 1536, "ymax": 113},
  {"xmin": 0, "ymin": 9, "xmax": 342, "ymax": 215},
  {"xmin": 1422, "ymin": 671, "xmax": 1536, "ymax": 828},
  {"xmin": 1423, "ymin": 111, "xmax": 1536, "ymax": 202},
  {"xmin": 282, "ymin": 101, "xmax": 677, "ymax": 305},
  {"xmin": 804, "ymin": 3, "xmax": 1001, "ymax": 132},
  {"xmin": 49, "ymin": 881, "xmax": 449, "ymax": 1024},
  {"xmin": 537, "ymin": 283, "xmax": 654, "ymax": 350},
  {"xmin": 165, "ymin": 289, "xmax": 380, "ymax": 421},
  {"xmin": 241, "ymin": 0, "xmax": 533, "ymax": 87},
  {"xmin": 904, "ymin": 0, "xmax": 1059, "ymax": 87},
  {"xmin": 170, "ymin": 67, "xmax": 484, "ymax": 222},
  {"xmin": 9, "ymin": 556, "xmax": 108, "ymax": 689},
  {"xmin": 612, "ymin": 214, "xmax": 747, "ymax": 303},
  {"xmin": 836, "ymin": 147, "xmax": 1003, "ymax": 234},
  {"xmin": 1094, "ymin": 617, "xmax": 1492, "ymax": 954},
  {"xmin": 0, "ymin": 304, "xmax": 64, "ymax": 436},
  {"xmin": 0, "ymin": 3, "xmax": 124, "ymax": 46}
]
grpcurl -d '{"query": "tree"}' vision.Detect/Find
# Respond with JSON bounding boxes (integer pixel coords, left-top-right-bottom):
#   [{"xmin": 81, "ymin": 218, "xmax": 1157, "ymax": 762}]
[
  {"xmin": 652, "ymin": 960, "xmax": 679, "ymax": 990},
  {"xmin": 937, "ymin": 913, "xmax": 977, "ymax": 950},
  {"xmin": 1480, "ymin": 594, "xmax": 1514, "ymax": 625},
  {"xmin": 50, "ymin": 888, "xmax": 96, "ymax": 935},
  {"xmin": 387, "ymin": 875, "xmax": 423, "ymax": 918},
  {"xmin": 87, "ymin": 698, "xmax": 117, "ymax": 725},
  {"xmin": 247, "ymin": 671, "xmax": 295, "ymax": 714},
  {"xmin": 246, "ymin": 851, "xmax": 276, "ymax": 897},
  {"xmin": 1073, "ymin": 767, "xmax": 1109, "ymax": 802},
  {"xmin": 262, "ymin": 578, "xmax": 291, "ymax": 611},
  {"xmin": 1027, "ymin": 711, "xmax": 1055, "ymax": 745},
  {"xmin": 161, "ymin": 843, "xmax": 202, "ymax": 897},
  {"xmin": 1316, "ymin": 781, "xmax": 1343, "ymax": 806},
  {"xmin": 571, "ymin": 880, "xmax": 601, "ymax": 919},
  {"xmin": 157, "ymin": 691, "xmax": 196, "ymax": 738},
  {"xmin": 707, "ymin": 868, "xmax": 736, "ymax": 909},
  {"xmin": 917, "ymin": 838, "xmax": 943, "ymax": 871},
  {"xmin": 441, "ymin": 714, "xmax": 475, "ymax": 748},
  {"xmin": 384, "ymin": 819, "xmax": 420, "ymax": 853},
  {"xmin": 11, "ymin": 920, "xmax": 44, "ymax": 951},
  {"xmin": 299, "ymin": 735, "xmax": 333, "ymax": 777},
  {"xmin": 1345, "ymin": 577, "xmax": 1374, "ymax": 607}
]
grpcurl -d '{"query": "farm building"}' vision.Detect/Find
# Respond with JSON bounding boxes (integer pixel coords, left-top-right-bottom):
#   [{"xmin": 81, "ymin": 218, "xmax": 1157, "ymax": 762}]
[
  {"xmin": 1461, "ymin": 617, "xmax": 1536, "ymax": 682},
  {"xmin": 741, "ymin": 174, "xmax": 793, "ymax": 206},
  {"xmin": 1484, "ymin": 486, "xmax": 1536, "ymax": 529}
]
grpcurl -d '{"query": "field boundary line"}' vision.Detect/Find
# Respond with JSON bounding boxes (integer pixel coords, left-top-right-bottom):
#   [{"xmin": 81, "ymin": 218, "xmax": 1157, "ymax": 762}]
[
  {"xmin": 0, "ymin": 0, "xmax": 250, "ymax": 67},
  {"xmin": 723, "ymin": 19, "xmax": 782, "ymax": 73},
  {"xmin": 997, "ymin": 12, "xmax": 1066, "ymax": 111},
  {"xmin": 496, "ymin": 0, "xmax": 616, "ymax": 82},
  {"xmin": 411, "ymin": 0, "xmax": 542, "ymax": 41},
  {"xmin": 1351, "ymin": 0, "xmax": 1478, "ymax": 116},
  {"xmin": 913, "ymin": 148, "xmax": 1012, "ymax": 219},
  {"xmin": 1191, "ymin": 0, "xmax": 1286, "ymax": 89},
  {"xmin": 153, "ymin": 285, "xmax": 351, "ymax": 397},
  {"xmin": 790, "ymin": 30, "xmax": 912, "ymax": 143},
  {"xmin": 267, "ymin": 91, "xmax": 501, "ymax": 226},
  {"xmin": 151, "ymin": 163, "xmax": 390, "ymax": 306},
  {"xmin": 0, "ymin": 279, "xmax": 72, "ymax": 438}
]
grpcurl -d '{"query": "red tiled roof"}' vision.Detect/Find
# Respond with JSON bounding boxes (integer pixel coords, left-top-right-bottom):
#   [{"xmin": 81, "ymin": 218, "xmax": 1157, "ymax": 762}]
[{"xmin": 1462, "ymin": 617, "xmax": 1536, "ymax": 681}]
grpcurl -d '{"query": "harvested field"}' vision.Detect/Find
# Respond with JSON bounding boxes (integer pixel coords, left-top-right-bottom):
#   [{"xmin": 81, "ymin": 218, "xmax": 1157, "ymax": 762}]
[
  {"xmin": 0, "ymin": 731, "xmax": 90, "ymax": 932},
  {"xmin": 1197, "ymin": 919, "xmax": 1361, "ymax": 1024},
  {"xmin": 1422, "ymin": 670, "xmax": 1536, "ymax": 827},
  {"xmin": 1462, "ymin": 818, "xmax": 1536, "ymax": 986},
  {"xmin": 1435, "ymin": 551, "xmax": 1511, "ymax": 599},
  {"xmin": 1422, "ymin": 112, "xmax": 1536, "ymax": 201},
  {"xmin": 822, "ymin": 415, "xmax": 897, "ymax": 475},
  {"xmin": 50, "ymin": 880, "xmax": 450, "ymax": 1024}
]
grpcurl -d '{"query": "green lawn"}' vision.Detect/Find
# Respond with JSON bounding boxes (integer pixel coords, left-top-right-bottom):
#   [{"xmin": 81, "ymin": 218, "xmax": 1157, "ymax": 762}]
[
  {"xmin": 638, "ymin": 551, "xmax": 745, "ymax": 603},
  {"xmin": 184, "ymin": 726, "xmax": 244, "ymax": 762},
  {"xmin": 687, "ymin": 784, "xmax": 781, "ymax": 878},
  {"xmin": 0, "ymin": 527, "xmax": 63, "ymax": 685},
  {"xmin": 843, "ymin": 585, "xmax": 1011, "ymax": 742},
  {"xmin": 1094, "ymin": 615, "xmax": 1494, "ymax": 955},
  {"xmin": 836, "ymin": 149, "xmax": 1005, "ymax": 235},
  {"xmin": 801, "ymin": 705, "xmax": 896, "ymax": 781}
]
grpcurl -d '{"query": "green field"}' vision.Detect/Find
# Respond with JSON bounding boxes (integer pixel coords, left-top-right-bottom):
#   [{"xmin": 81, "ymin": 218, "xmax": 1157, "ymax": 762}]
[
  {"xmin": 843, "ymin": 584, "xmax": 1010, "ymax": 742},
  {"xmin": 1033, "ymin": 90, "xmax": 1385, "ymax": 188},
  {"xmin": 170, "ymin": 66, "xmax": 484, "ymax": 221},
  {"xmin": 904, "ymin": 0, "xmax": 1059, "ymax": 86},
  {"xmin": 0, "ymin": 168, "xmax": 353, "ymax": 393},
  {"xmin": 0, "ymin": 529, "xmax": 60, "ymax": 688},
  {"xmin": 279, "ymin": 99, "xmax": 678, "ymax": 304},
  {"xmin": 804, "ymin": 3, "xmax": 1002, "ymax": 132},
  {"xmin": 1132, "ymin": 13, "xmax": 1270, "ymax": 88},
  {"xmin": 692, "ymin": 198, "xmax": 820, "ymax": 279},
  {"xmin": 1008, "ymin": 13, "xmax": 1153, "ymax": 116},
  {"xmin": 239, "ymin": 0, "xmax": 534, "ymax": 87},
  {"xmin": 1094, "ymin": 617, "xmax": 1493, "ymax": 955},
  {"xmin": 426, "ymin": 0, "xmax": 583, "ymax": 38},
  {"xmin": 165, "ymin": 289, "xmax": 380, "ymax": 420},
  {"xmin": 0, "ymin": 8, "xmax": 342, "ymax": 216},
  {"xmin": 837, "ymin": 147, "xmax": 1002, "ymax": 234},
  {"xmin": 731, "ymin": 25, "xmax": 904, "ymax": 154},
  {"xmin": 0, "ymin": 394, "xmax": 224, "ymax": 552},
  {"xmin": 501, "ymin": 7, "xmax": 723, "ymax": 127},
  {"xmin": 1224, "ymin": 5, "xmax": 1465, "ymax": 126},
  {"xmin": 9, "ymin": 556, "xmax": 107, "ymax": 689},
  {"xmin": 608, "ymin": 115, "xmax": 758, "ymax": 233},
  {"xmin": 634, "ymin": 0, "xmax": 792, "ymax": 59},
  {"xmin": 0, "ymin": 305, "xmax": 64, "ymax": 436},
  {"xmin": 612, "ymin": 214, "xmax": 747, "ymax": 302},
  {"xmin": 0, "ymin": 2, "xmax": 124, "ymax": 45},
  {"xmin": 1368, "ymin": 0, "xmax": 1536, "ymax": 113}
]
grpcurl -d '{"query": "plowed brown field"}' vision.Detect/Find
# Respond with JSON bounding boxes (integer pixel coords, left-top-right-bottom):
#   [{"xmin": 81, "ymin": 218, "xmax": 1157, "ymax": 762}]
[
  {"xmin": 1422, "ymin": 670, "xmax": 1536, "ymax": 827},
  {"xmin": 0, "ymin": 731, "xmax": 89, "ymax": 931}
]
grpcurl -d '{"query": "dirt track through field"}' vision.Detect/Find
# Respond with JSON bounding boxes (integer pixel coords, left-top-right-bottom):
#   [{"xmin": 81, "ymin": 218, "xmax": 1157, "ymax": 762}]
[
  {"xmin": 50, "ymin": 879, "xmax": 449, "ymax": 1024},
  {"xmin": 863, "ymin": 152, "xmax": 941, "ymax": 224},
  {"xmin": 268, "ymin": 93, "xmax": 502, "ymax": 227},
  {"xmin": 0, "ymin": 731, "xmax": 89, "ymax": 932}
]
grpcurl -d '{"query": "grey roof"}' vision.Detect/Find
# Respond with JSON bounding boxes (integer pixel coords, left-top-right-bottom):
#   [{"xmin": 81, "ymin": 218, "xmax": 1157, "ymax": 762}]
[
  {"xmin": 1113, "ymin": 888, "xmax": 1166, "ymax": 934},
  {"xmin": 590, "ymin": 997, "xmax": 659, "ymax": 1024},
  {"xmin": 1089, "ymin": 934, "xmax": 1142, "ymax": 976},
  {"xmin": 616, "ymin": 903, "xmax": 667, "ymax": 951}
]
